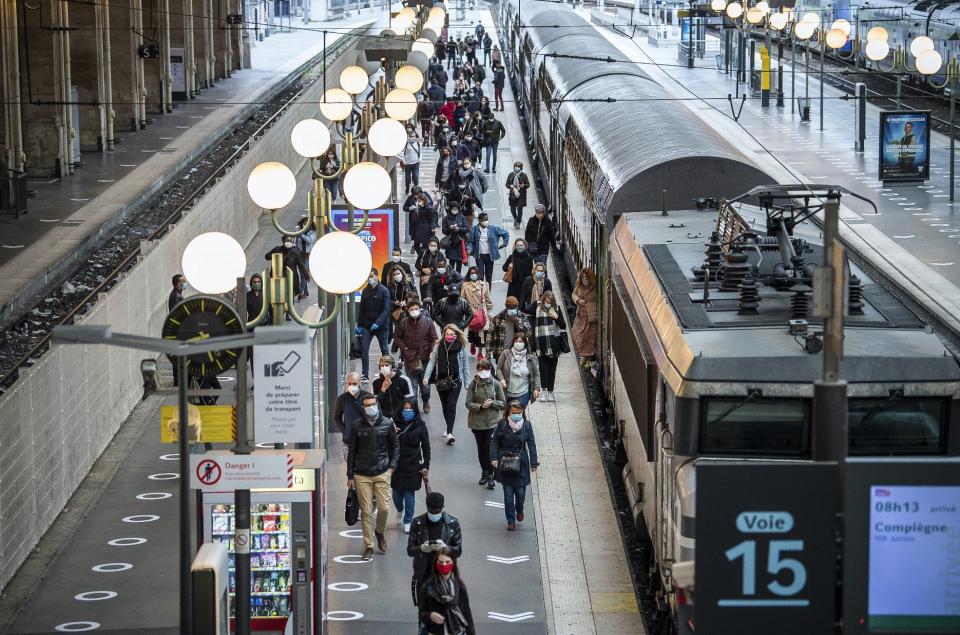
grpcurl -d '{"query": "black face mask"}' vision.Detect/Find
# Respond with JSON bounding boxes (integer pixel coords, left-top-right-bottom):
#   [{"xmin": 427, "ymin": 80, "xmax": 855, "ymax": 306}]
[{"xmin": 447, "ymin": 293, "xmax": 460, "ymax": 301}]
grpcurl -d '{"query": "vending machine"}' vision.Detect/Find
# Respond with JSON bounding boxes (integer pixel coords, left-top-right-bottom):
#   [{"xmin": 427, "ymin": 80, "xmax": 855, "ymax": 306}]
[{"xmin": 199, "ymin": 459, "xmax": 326, "ymax": 635}]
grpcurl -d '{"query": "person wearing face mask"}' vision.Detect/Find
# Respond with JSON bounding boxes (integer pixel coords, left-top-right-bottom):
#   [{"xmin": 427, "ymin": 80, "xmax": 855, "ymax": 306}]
[
  {"xmin": 427, "ymin": 78, "xmax": 446, "ymax": 112},
  {"xmin": 519, "ymin": 261, "xmax": 553, "ymax": 317},
  {"xmin": 467, "ymin": 211, "xmax": 510, "ymax": 287},
  {"xmin": 424, "ymin": 325, "xmax": 472, "ymax": 445},
  {"xmin": 465, "ymin": 358, "xmax": 505, "ymax": 487},
  {"xmin": 373, "ymin": 355, "xmax": 415, "ymax": 421},
  {"xmin": 461, "ymin": 265, "xmax": 494, "ymax": 358},
  {"xmin": 408, "ymin": 493, "xmax": 464, "ymax": 607},
  {"xmin": 246, "ymin": 273, "xmax": 266, "ymax": 326},
  {"xmin": 495, "ymin": 333, "xmax": 541, "ymax": 408},
  {"xmin": 357, "ymin": 268, "xmax": 393, "ymax": 380},
  {"xmin": 348, "ymin": 394, "xmax": 400, "ymax": 560},
  {"xmin": 386, "ymin": 265, "xmax": 418, "ymax": 341},
  {"xmin": 317, "ymin": 144, "xmax": 341, "ymax": 201},
  {"xmin": 462, "ymin": 132, "xmax": 480, "ymax": 166},
  {"xmin": 457, "ymin": 158, "xmax": 487, "ymax": 210},
  {"xmin": 524, "ymin": 204, "xmax": 557, "ymax": 264},
  {"xmin": 417, "ymin": 548, "xmax": 476, "ymax": 634},
  {"xmin": 416, "ymin": 237, "xmax": 443, "ymax": 293},
  {"xmin": 533, "ymin": 291, "xmax": 567, "ymax": 402},
  {"xmin": 492, "ymin": 62, "xmax": 506, "ymax": 111},
  {"xmin": 382, "ymin": 248, "xmax": 414, "ymax": 286},
  {"xmin": 424, "ymin": 257, "xmax": 464, "ymax": 305},
  {"xmin": 441, "ymin": 203, "xmax": 468, "ymax": 274},
  {"xmin": 485, "ymin": 296, "xmax": 532, "ymax": 363},
  {"xmin": 393, "ymin": 299, "xmax": 438, "ymax": 413},
  {"xmin": 390, "ymin": 399, "xmax": 431, "ymax": 534},
  {"xmin": 480, "ymin": 114, "xmax": 505, "ymax": 174},
  {"xmin": 265, "ymin": 236, "xmax": 310, "ymax": 306},
  {"xmin": 439, "ymin": 96, "xmax": 457, "ymax": 128},
  {"xmin": 453, "ymin": 100, "xmax": 468, "ymax": 134},
  {"xmin": 431, "ymin": 283, "xmax": 473, "ymax": 333},
  {"xmin": 453, "ymin": 135, "xmax": 472, "ymax": 163},
  {"xmin": 571, "ymin": 267, "xmax": 599, "ymax": 367},
  {"xmin": 401, "ymin": 126, "xmax": 422, "ymax": 195},
  {"xmin": 505, "ymin": 162, "xmax": 530, "ymax": 228},
  {"xmin": 169, "ymin": 273, "xmax": 186, "ymax": 312},
  {"xmin": 435, "ymin": 146, "xmax": 458, "ymax": 192},
  {"xmin": 502, "ymin": 238, "xmax": 534, "ymax": 301},
  {"xmin": 334, "ymin": 372, "xmax": 372, "ymax": 465},
  {"xmin": 490, "ymin": 401, "xmax": 539, "ymax": 531}
]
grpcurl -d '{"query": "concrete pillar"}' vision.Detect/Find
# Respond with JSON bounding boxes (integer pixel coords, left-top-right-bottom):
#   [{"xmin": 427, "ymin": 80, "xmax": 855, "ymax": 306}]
[
  {"xmin": 71, "ymin": 0, "xmax": 114, "ymax": 152},
  {"xmin": 129, "ymin": 0, "xmax": 149, "ymax": 126},
  {"xmin": 180, "ymin": 0, "xmax": 196, "ymax": 97},
  {"xmin": 140, "ymin": 0, "xmax": 172, "ymax": 116},
  {"xmin": 213, "ymin": 0, "xmax": 230, "ymax": 81},
  {"xmin": 108, "ymin": 0, "xmax": 140, "ymax": 131},
  {"xmin": 1, "ymin": 0, "xmax": 26, "ymax": 177},
  {"xmin": 168, "ymin": 0, "xmax": 188, "ymax": 101}
]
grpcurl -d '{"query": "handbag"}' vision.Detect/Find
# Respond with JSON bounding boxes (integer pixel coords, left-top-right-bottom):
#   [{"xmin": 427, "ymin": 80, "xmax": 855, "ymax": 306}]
[
  {"xmin": 392, "ymin": 306, "xmax": 404, "ymax": 321},
  {"xmin": 503, "ymin": 265, "xmax": 513, "ymax": 284},
  {"xmin": 439, "ymin": 235, "xmax": 451, "ymax": 251},
  {"xmin": 345, "ymin": 489, "xmax": 359, "ymax": 526},
  {"xmin": 349, "ymin": 333, "xmax": 363, "ymax": 360},
  {"xmin": 559, "ymin": 330, "xmax": 571, "ymax": 355},
  {"xmin": 468, "ymin": 307, "xmax": 487, "ymax": 331},
  {"xmin": 406, "ymin": 357, "xmax": 424, "ymax": 374},
  {"xmin": 460, "ymin": 239, "xmax": 469, "ymax": 263},
  {"xmin": 435, "ymin": 376, "xmax": 455, "ymax": 392},
  {"xmin": 499, "ymin": 452, "xmax": 521, "ymax": 476}
]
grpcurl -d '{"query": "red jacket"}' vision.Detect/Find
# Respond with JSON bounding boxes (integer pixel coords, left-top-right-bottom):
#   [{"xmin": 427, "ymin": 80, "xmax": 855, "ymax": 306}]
[
  {"xmin": 439, "ymin": 101, "xmax": 457, "ymax": 127},
  {"xmin": 392, "ymin": 314, "xmax": 438, "ymax": 366}
]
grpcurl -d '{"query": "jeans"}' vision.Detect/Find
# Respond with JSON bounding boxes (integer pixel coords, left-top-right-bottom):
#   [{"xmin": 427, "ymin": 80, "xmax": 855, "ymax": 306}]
[
  {"xmin": 509, "ymin": 203, "xmax": 524, "ymax": 225},
  {"xmin": 404, "ymin": 163, "xmax": 420, "ymax": 194},
  {"xmin": 420, "ymin": 118, "xmax": 432, "ymax": 144},
  {"xmin": 392, "ymin": 488, "xmax": 416, "ymax": 524},
  {"xmin": 324, "ymin": 178, "xmax": 339, "ymax": 202},
  {"xmin": 410, "ymin": 369, "xmax": 431, "ymax": 405},
  {"xmin": 476, "ymin": 253, "xmax": 494, "ymax": 286},
  {"xmin": 447, "ymin": 55, "xmax": 454, "ymax": 69},
  {"xmin": 484, "ymin": 142, "xmax": 499, "ymax": 172},
  {"xmin": 539, "ymin": 355, "xmax": 559, "ymax": 391},
  {"xmin": 450, "ymin": 258, "xmax": 463, "ymax": 274},
  {"xmin": 483, "ymin": 49, "xmax": 491, "ymax": 66},
  {"xmin": 437, "ymin": 383, "xmax": 462, "ymax": 434},
  {"xmin": 354, "ymin": 471, "xmax": 392, "ymax": 549},
  {"xmin": 359, "ymin": 327, "xmax": 390, "ymax": 376},
  {"xmin": 472, "ymin": 428, "xmax": 494, "ymax": 475},
  {"xmin": 502, "ymin": 483, "xmax": 526, "ymax": 524}
]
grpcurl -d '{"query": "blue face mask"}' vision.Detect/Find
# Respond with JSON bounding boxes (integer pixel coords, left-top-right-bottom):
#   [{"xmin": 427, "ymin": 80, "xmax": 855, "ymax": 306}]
[
  {"xmin": 402, "ymin": 409, "xmax": 415, "ymax": 422},
  {"xmin": 510, "ymin": 413, "xmax": 523, "ymax": 422}
]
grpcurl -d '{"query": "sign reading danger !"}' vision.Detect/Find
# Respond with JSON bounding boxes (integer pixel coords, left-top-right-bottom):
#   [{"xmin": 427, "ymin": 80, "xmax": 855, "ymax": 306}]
[{"xmin": 189, "ymin": 453, "xmax": 290, "ymax": 491}]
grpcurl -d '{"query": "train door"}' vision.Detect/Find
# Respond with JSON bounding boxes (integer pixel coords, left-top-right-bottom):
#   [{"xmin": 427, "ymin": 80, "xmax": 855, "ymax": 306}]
[
  {"xmin": 654, "ymin": 379, "xmax": 676, "ymax": 568},
  {"xmin": 591, "ymin": 212, "xmax": 607, "ymax": 378}
]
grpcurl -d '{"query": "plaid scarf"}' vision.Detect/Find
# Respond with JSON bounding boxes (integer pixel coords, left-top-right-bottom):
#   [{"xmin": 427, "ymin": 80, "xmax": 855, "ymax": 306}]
[{"xmin": 534, "ymin": 306, "xmax": 560, "ymax": 358}]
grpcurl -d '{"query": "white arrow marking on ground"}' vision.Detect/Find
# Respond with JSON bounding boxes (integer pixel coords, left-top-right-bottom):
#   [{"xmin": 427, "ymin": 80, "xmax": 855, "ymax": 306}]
[
  {"xmin": 488, "ymin": 611, "xmax": 534, "ymax": 622},
  {"xmin": 930, "ymin": 262, "xmax": 955, "ymax": 266},
  {"xmin": 487, "ymin": 555, "xmax": 530, "ymax": 564},
  {"xmin": 1, "ymin": 244, "xmax": 24, "ymax": 249},
  {"xmin": 892, "ymin": 235, "xmax": 915, "ymax": 239},
  {"xmin": 484, "ymin": 500, "xmax": 504, "ymax": 509}
]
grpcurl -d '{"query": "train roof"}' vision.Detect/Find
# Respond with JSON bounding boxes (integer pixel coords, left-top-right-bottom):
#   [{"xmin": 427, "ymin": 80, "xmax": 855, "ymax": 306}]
[{"xmin": 611, "ymin": 208, "xmax": 960, "ymax": 385}]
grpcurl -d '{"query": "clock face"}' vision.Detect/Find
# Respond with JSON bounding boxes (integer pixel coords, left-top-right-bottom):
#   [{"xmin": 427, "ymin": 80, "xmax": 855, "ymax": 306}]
[{"xmin": 162, "ymin": 295, "xmax": 243, "ymax": 377}]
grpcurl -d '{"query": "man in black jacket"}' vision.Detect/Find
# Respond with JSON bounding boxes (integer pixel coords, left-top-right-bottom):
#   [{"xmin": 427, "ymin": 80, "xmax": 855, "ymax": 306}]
[
  {"xmin": 423, "ymin": 258, "xmax": 463, "ymax": 304},
  {"xmin": 524, "ymin": 204, "xmax": 557, "ymax": 264},
  {"xmin": 357, "ymin": 268, "xmax": 393, "ymax": 380},
  {"xmin": 432, "ymin": 283, "xmax": 473, "ymax": 331},
  {"xmin": 372, "ymin": 355, "xmax": 415, "ymax": 420},
  {"xmin": 348, "ymin": 394, "xmax": 400, "ymax": 560},
  {"xmin": 406, "ymin": 491, "xmax": 463, "ymax": 604},
  {"xmin": 168, "ymin": 274, "xmax": 185, "ymax": 312},
  {"xmin": 334, "ymin": 372, "xmax": 370, "ymax": 466}
]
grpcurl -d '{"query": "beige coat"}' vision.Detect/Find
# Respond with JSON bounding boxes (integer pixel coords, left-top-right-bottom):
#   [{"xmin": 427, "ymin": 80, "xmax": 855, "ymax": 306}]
[
  {"xmin": 461, "ymin": 280, "xmax": 494, "ymax": 331},
  {"xmin": 572, "ymin": 282, "xmax": 598, "ymax": 322}
]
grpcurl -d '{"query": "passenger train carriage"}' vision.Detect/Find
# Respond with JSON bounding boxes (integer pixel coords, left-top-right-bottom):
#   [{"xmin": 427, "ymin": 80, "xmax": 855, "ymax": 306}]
[{"xmin": 498, "ymin": 3, "xmax": 960, "ymax": 632}]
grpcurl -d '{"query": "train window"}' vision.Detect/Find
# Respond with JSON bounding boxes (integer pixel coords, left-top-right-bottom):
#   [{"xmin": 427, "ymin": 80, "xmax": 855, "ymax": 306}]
[
  {"xmin": 700, "ymin": 397, "xmax": 809, "ymax": 456},
  {"xmin": 848, "ymin": 396, "xmax": 947, "ymax": 455}
]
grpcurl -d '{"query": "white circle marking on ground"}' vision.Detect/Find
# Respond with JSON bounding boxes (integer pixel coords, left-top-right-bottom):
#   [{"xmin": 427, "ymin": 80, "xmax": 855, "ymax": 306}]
[
  {"xmin": 107, "ymin": 537, "xmax": 147, "ymax": 546},
  {"xmin": 325, "ymin": 611, "xmax": 364, "ymax": 621},
  {"xmin": 328, "ymin": 582, "xmax": 368, "ymax": 592},
  {"xmin": 159, "ymin": 453, "xmax": 179, "ymax": 461},
  {"xmin": 333, "ymin": 555, "xmax": 370, "ymax": 564},
  {"xmin": 136, "ymin": 492, "xmax": 172, "ymax": 500},
  {"xmin": 122, "ymin": 515, "xmax": 159, "ymax": 523},
  {"xmin": 338, "ymin": 529, "xmax": 363, "ymax": 539},
  {"xmin": 74, "ymin": 591, "xmax": 117, "ymax": 601},
  {"xmin": 92, "ymin": 563, "xmax": 133, "ymax": 573},
  {"xmin": 54, "ymin": 622, "xmax": 101, "ymax": 632},
  {"xmin": 147, "ymin": 473, "xmax": 179, "ymax": 480}
]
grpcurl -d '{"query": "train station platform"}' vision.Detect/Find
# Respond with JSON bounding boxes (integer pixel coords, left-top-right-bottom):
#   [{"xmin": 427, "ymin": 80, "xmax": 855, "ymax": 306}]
[
  {"xmin": 0, "ymin": 6, "xmax": 645, "ymax": 634},
  {"xmin": 0, "ymin": 16, "xmax": 372, "ymax": 323},
  {"xmin": 586, "ymin": 8, "xmax": 960, "ymax": 337}
]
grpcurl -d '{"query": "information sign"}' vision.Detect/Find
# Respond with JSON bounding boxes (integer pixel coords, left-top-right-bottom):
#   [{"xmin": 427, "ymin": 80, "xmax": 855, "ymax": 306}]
[
  {"xmin": 160, "ymin": 404, "xmax": 235, "ymax": 443},
  {"xmin": 254, "ymin": 339, "xmax": 313, "ymax": 443},
  {"xmin": 695, "ymin": 462, "xmax": 837, "ymax": 635},
  {"xmin": 879, "ymin": 111, "xmax": 931, "ymax": 183},
  {"xmin": 189, "ymin": 452, "xmax": 291, "ymax": 491}
]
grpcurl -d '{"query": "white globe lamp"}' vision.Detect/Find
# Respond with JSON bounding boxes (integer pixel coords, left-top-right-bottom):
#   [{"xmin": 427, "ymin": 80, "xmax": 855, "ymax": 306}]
[
  {"xmin": 725, "ymin": 2, "xmax": 742, "ymax": 19},
  {"xmin": 182, "ymin": 232, "xmax": 247, "ymax": 295},
  {"xmin": 710, "ymin": 0, "xmax": 725, "ymax": 12},
  {"xmin": 916, "ymin": 49, "xmax": 943, "ymax": 75},
  {"xmin": 319, "ymin": 88, "xmax": 353, "ymax": 122},
  {"xmin": 746, "ymin": 7, "xmax": 763, "ymax": 24},
  {"xmin": 340, "ymin": 65, "xmax": 369, "ymax": 95},
  {"xmin": 397, "ymin": 6, "xmax": 415, "ymax": 20},
  {"xmin": 384, "ymin": 88, "xmax": 418, "ymax": 120},
  {"xmin": 368, "ymin": 118, "xmax": 407, "ymax": 157},
  {"xmin": 769, "ymin": 12, "xmax": 788, "ymax": 30},
  {"xmin": 421, "ymin": 28, "xmax": 440, "ymax": 44},
  {"xmin": 407, "ymin": 51, "xmax": 430, "ymax": 73},
  {"xmin": 801, "ymin": 11, "xmax": 819, "ymax": 25},
  {"xmin": 826, "ymin": 28, "xmax": 847, "ymax": 49},
  {"xmin": 343, "ymin": 162, "xmax": 391, "ymax": 210},
  {"xmin": 756, "ymin": 1, "xmax": 770, "ymax": 16},
  {"xmin": 247, "ymin": 162, "xmax": 297, "ymax": 210},
  {"xmin": 831, "ymin": 18, "xmax": 851, "ymax": 36},
  {"xmin": 290, "ymin": 119, "xmax": 331, "ymax": 159},
  {"xmin": 395, "ymin": 64, "xmax": 425, "ymax": 93},
  {"xmin": 309, "ymin": 231, "xmax": 372, "ymax": 294},
  {"xmin": 356, "ymin": 51, "xmax": 381, "ymax": 75},
  {"xmin": 426, "ymin": 16, "xmax": 445, "ymax": 32},
  {"xmin": 412, "ymin": 38, "xmax": 434, "ymax": 58},
  {"xmin": 866, "ymin": 26, "xmax": 888, "ymax": 42},
  {"xmin": 795, "ymin": 20, "xmax": 816, "ymax": 40},
  {"xmin": 865, "ymin": 38, "xmax": 889, "ymax": 61},
  {"xmin": 428, "ymin": 5, "xmax": 445, "ymax": 20},
  {"xmin": 910, "ymin": 35, "xmax": 935, "ymax": 59}
]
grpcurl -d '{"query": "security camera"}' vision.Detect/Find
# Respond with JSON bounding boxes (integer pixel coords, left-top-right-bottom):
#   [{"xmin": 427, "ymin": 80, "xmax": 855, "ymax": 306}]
[{"xmin": 141, "ymin": 358, "xmax": 159, "ymax": 392}]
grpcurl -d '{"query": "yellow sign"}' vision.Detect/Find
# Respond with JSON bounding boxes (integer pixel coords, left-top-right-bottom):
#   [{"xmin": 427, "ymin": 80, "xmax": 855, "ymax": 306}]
[{"xmin": 161, "ymin": 405, "xmax": 236, "ymax": 443}]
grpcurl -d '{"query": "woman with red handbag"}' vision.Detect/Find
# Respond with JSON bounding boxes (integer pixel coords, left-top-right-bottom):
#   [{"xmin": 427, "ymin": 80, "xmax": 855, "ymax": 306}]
[{"xmin": 461, "ymin": 265, "xmax": 493, "ymax": 359}]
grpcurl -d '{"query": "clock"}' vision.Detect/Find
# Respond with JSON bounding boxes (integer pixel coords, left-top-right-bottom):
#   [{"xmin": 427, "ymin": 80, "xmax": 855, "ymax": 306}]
[{"xmin": 162, "ymin": 295, "xmax": 243, "ymax": 377}]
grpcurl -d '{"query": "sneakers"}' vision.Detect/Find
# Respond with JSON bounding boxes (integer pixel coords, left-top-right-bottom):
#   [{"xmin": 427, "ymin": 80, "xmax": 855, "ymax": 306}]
[
  {"xmin": 360, "ymin": 373, "xmax": 369, "ymax": 382},
  {"xmin": 486, "ymin": 478, "xmax": 496, "ymax": 490},
  {"xmin": 423, "ymin": 402, "xmax": 431, "ymax": 413},
  {"xmin": 362, "ymin": 547, "xmax": 374, "ymax": 560},
  {"xmin": 397, "ymin": 515, "xmax": 404, "ymax": 527},
  {"xmin": 446, "ymin": 434, "xmax": 456, "ymax": 445},
  {"xmin": 507, "ymin": 523, "xmax": 516, "ymax": 531},
  {"xmin": 517, "ymin": 511, "xmax": 525, "ymax": 522},
  {"xmin": 470, "ymin": 343, "xmax": 476, "ymax": 356},
  {"xmin": 548, "ymin": 391, "xmax": 556, "ymax": 402},
  {"xmin": 404, "ymin": 522, "xmax": 411, "ymax": 534},
  {"xmin": 478, "ymin": 473, "xmax": 489, "ymax": 485},
  {"xmin": 538, "ymin": 391, "xmax": 547, "ymax": 402},
  {"xmin": 375, "ymin": 532, "xmax": 387, "ymax": 553}
]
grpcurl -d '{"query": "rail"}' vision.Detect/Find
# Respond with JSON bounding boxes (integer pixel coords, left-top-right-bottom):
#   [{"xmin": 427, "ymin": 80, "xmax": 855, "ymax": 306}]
[{"xmin": 0, "ymin": 27, "xmax": 366, "ymax": 393}]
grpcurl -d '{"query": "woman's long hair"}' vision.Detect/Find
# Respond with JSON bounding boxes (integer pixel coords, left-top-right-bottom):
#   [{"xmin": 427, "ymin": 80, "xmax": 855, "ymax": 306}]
[
  {"xmin": 428, "ymin": 547, "xmax": 466, "ymax": 589},
  {"xmin": 438, "ymin": 324, "xmax": 468, "ymax": 348}
]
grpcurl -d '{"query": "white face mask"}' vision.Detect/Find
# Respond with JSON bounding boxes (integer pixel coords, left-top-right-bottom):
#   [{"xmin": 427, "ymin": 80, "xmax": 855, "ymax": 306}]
[
  {"xmin": 393, "ymin": 255, "xmax": 402, "ymax": 262},
  {"xmin": 437, "ymin": 267, "xmax": 447, "ymax": 275},
  {"xmin": 513, "ymin": 342, "xmax": 526, "ymax": 352},
  {"xmin": 469, "ymin": 274, "xmax": 478, "ymax": 281},
  {"xmin": 393, "ymin": 273, "xmax": 403, "ymax": 282},
  {"xmin": 347, "ymin": 385, "xmax": 359, "ymax": 395},
  {"xmin": 478, "ymin": 370, "xmax": 491, "ymax": 379},
  {"xmin": 429, "ymin": 246, "xmax": 438, "ymax": 253},
  {"xmin": 409, "ymin": 309, "xmax": 422, "ymax": 319},
  {"xmin": 283, "ymin": 241, "xmax": 294, "ymax": 249},
  {"xmin": 544, "ymin": 303, "xmax": 552, "ymax": 309},
  {"xmin": 380, "ymin": 366, "xmax": 393, "ymax": 376}
]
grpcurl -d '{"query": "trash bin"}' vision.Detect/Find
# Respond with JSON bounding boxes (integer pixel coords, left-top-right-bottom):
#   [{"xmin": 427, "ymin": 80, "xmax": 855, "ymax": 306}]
[{"xmin": 797, "ymin": 97, "xmax": 811, "ymax": 122}]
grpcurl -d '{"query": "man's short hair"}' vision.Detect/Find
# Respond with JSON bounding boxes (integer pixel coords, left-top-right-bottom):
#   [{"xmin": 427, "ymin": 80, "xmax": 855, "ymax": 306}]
[{"xmin": 426, "ymin": 492, "xmax": 445, "ymax": 511}]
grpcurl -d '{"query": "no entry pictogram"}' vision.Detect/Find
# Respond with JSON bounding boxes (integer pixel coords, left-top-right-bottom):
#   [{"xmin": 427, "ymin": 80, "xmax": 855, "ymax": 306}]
[{"xmin": 195, "ymin": 459, "xmax": 221, "ymax": 486}]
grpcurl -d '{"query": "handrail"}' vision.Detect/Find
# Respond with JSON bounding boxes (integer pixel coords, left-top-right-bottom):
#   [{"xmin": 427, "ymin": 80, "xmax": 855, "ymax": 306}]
[{"xmin": 0, "ymin": 27, "xmax": 367, "ymax": 393}]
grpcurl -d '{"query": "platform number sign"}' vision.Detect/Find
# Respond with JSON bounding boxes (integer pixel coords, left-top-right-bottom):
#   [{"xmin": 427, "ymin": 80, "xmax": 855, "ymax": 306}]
[{"xmin": 695, "ymin": 463, "xmax": 837, "ymax": 634}]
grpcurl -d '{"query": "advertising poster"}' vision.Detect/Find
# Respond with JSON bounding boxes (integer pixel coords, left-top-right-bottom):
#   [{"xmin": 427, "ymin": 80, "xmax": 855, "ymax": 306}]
[
  {"xmin": 161, "ymin": 404, "xmax": 235, "ymax": 443},
  {"xmin": 254, "ymin": 340, "xmax": 314, "ymax": 443},
  {"xmin": 879, "ymin": 111, "xmax": 930, "ymax": 182},
  {"xmin": 331, "ymin": 205, "xmax": 396, "ymax": 293}
]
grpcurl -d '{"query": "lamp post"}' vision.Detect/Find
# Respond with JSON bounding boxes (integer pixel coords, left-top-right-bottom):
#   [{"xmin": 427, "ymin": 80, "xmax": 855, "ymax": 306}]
[{"xmin": 923, "ymin": 53, "xmax": 958, "ymax": 202}]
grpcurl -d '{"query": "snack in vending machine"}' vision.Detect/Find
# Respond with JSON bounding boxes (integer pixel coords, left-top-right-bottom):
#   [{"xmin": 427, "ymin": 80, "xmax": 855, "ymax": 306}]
[
  {"xmin": 278, "ymin": 552, "xmax": 291, "ymax": 568},
  {"xmin": 278, "ymin": 533, "xmax": 288, "ymax": 550},
  {"xmin": 270, "ymin": 535, "xmax": 279, "ymax": 549},
  {"xmin": 250, "ymin": 552, "xmax": 261, "ymax": 569},
  {"xmin": 279, "ymin": 597, "xmax": 289, "ymax": 613},
  {"xmin": 263, "ymin": 516, "xmax": 278, "ymax": 532},
  {"xmin": 212, "ymin": 514, "xmax": 229, "ymax": 533},
  {"xmin": 278, "ymin": 573, "xmax": 287, "ymax": 591},
  {"xmin": 253, "ymin": 574, "xmax": 262, "ymax": 592},
  {"xmin": 261, "ymin": 552, "xmax": 277, "ymax": 568}
]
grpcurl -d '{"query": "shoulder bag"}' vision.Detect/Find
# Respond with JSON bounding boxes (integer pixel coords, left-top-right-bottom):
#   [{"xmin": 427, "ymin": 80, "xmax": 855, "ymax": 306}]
[
  {"xmin": 468, "ymin": 285, "xmax": 488, "ymax": 331},
  {"xmin": 503, "ymin": 264, "xmax": 513, "ymax": 284},
  {"xmin": 345, "ymin": 488, "xmax": 359, "ymax": 526}
]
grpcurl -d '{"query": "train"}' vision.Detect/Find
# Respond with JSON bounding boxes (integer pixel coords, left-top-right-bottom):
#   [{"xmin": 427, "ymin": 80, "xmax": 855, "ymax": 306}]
[{"xmin": 497, "ymin": 2, "xmax": 960, "ymax": 632}]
